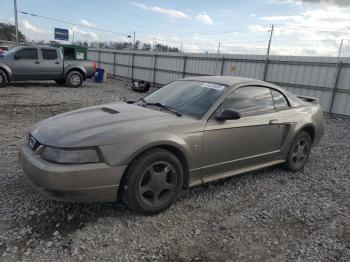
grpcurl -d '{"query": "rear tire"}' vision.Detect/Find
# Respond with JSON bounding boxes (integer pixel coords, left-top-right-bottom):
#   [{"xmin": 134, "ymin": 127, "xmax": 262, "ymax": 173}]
[
  {"xmin": 65, "ymin": 71, "xmax": 83, "ymax": 88},
  {"xmin": 284, "ymin": 131, "xmax": 311, "ymax": 172},
  {"xmin": 121, "ymin": 148, "xmax": 183, "ymax": 215},
  {"xmin": 0, "ymin": 70, "xmax": 7, "ymax": 87}
]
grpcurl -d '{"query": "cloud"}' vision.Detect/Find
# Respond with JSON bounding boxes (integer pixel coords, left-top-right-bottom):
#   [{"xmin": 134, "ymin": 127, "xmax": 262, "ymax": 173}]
[
  {"xmin": 70, "ymin": 26, "xmax": 98, "ymax": 41},
  {"xmin": 22, "ymin": 20, "xmax": 45, "ymax": 33},
  {"xmin": 129, "ymin": 2, "xmax": 190, "ymax": 19},
  {"xmin": 261, "ymin": 15, "xmax": 303, "ymax": 22},
  {"xmin": 0, "ymin": 16, "xmax": 14, "ymax": 23},
  {"xmin": 300, "ymin": 0, "xmax": 350, "ymax": 6},
  {"xmin": 250, "ymin": 5, "xmax": 350, "ymax": 55},
  {"xmin": 267, "ymin": 0, "xmax": 303, "ymax": 6},
  {"xmin": 196, "ymin": 12, "xmax": 214, "ymax": 25},
  {"xmin": 248, "ymin": 25, "xmax": 271, "ymax": 32},
  {"xmin": 79, "ymin": 19, "xmax": 95, "ymax": 27},
  {"xmin": 268, "ymin": 0, "xmax": 350, "ymax": 6}
]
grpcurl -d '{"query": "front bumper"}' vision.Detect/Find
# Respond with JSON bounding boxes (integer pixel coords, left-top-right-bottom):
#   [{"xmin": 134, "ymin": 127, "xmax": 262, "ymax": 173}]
[{"xmin": 19, "ymin": 145, "xmax": 127, "ymax": 202}]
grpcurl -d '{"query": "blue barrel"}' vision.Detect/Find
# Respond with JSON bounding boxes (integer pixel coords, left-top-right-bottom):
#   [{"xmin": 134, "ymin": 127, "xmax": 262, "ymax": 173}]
[{"xmin": 94, "ymin": 68, "xmax": 105, "ymax": 83}]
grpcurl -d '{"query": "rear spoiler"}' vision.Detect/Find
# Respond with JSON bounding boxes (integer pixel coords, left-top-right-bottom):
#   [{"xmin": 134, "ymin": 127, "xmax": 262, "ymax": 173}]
[{"xmin": 297, "ymin": 95, "xmax": 319, "ymax": 104}]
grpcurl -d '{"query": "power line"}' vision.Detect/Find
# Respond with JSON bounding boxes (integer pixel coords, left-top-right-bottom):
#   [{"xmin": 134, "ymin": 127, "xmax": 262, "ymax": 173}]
[
  {"xmin": 13, "ymin": 0, "xmax": 18, "ymax": 45},
  {"xmin": 18, "ymin": 10, "xmax": 130, "ymax": 37},
  {"xmin": 18, "ymin": 10, "xmax": 255, "ymax": 45},
  {"xmin": 47, "ymin": 0, "xmax": 276, "ymax": 39},
  {"xmin": 46, "ymin": 0, "xmax": 171, "ymax": 34}
]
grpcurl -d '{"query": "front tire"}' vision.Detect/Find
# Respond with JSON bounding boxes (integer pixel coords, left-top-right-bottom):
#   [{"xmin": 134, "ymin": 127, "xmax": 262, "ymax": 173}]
[
  {"xmin": 66, "ymin": 71, "xmax": 83, "ymax": 88},
  {"xmin": 121, "ymin": 148, "xmax": 183, "ymax": 215},
  {"xmin": 284, "ymin": 131, "xmax": 311, "ymax": 172},
  {"xmin": 0, "ymin": 70, "xmax": 7, "ymax": 88}
]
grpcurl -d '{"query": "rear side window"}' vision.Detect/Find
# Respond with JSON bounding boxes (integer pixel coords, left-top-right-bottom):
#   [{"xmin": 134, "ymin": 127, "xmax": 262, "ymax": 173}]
[
  {"xmin": 271, "ymin": 89, "xmax": 289, "ymax": 110},
  {"xmin": 15, "ymin": 49, "xmax": 38, "ymax": 60},
  {"xmin": 42, "ymin": 49, "xmax": 58, "ymax": 60},
  {"xmin": 223, "ymin": 86, "xmax": 274, "ymax": 115}
]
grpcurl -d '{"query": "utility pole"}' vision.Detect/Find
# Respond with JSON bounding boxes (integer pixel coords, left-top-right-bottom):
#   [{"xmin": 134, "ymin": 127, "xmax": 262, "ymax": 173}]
[
  {"xmin": 337, "ymin": 38, "xmax": 343, "ymax": 58},
  {"xmin": 328, "ymin": 38, "xmax": 344, "ymax": 113},
  {"xmin": 14, "ymin": 0, "xmax": 19, "ymax": 45},
  {"xmin": 133, "ymin": 31, "xmax": 135, "ymax": 50},
  {"xmin": 217, "ymin": 42, "xmax": 221, "ymax": 54},
  {"xmin": 266, "ymin": 24, "xmax": 274, "ymax": 56}
]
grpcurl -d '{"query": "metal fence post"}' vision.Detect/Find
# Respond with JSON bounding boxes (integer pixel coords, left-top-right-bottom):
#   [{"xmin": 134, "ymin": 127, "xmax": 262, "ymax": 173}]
[
  {"xmin": 262, "ymin": 58, "xmax": 269, "ymax": 81},
  {"xmin": 131, "ymin": 52, "xmax": 135, "ymax": 82},
  {"xmin": 97, "ymin": 49, "xmax": 101, "ymax": 68},
  {"xmin": 220, "ymin": 56, "xmax": 225, "ymax": 76},
  {"xmin": 152, "ymin": 54, "xmax": 157, "ymax": 85},
  {"xmin": 329, "ymin": 61, "xmax": 342, "ymax": 114},
  {"xmin": 113, "ymin": 52, "xmax": 116, "ymax": 76},
  {"xmin": 182, "ymin": 55, "xmax": 187, "ymax": 78}
]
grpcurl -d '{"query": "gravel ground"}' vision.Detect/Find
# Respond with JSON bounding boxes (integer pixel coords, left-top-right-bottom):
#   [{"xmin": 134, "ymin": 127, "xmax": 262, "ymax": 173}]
[{"xmin": 0, "ymin": 78, "xmax": 349, "ymax": 262}]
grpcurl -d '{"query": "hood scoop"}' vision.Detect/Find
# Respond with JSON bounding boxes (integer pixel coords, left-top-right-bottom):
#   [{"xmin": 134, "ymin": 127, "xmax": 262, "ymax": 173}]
[{"xmin": 101, "ymin": 107, "xmax": 119, "ymax": 114}]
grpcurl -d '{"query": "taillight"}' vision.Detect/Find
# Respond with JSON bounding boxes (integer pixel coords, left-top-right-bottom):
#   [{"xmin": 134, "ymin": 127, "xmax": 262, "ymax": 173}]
[{"xmin": 92, "ymin": 61, "xmax": 97, "ymax": 72}]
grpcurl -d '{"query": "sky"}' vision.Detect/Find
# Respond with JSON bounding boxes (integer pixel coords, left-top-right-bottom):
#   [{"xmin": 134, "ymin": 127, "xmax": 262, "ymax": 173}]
[{"xmin": 0, "ymin": 0, "xmax": 349, "ymax": 56}]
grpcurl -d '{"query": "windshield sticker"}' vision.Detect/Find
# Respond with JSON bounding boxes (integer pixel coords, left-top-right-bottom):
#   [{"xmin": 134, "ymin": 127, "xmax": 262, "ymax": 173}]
[{"xmin": 201, "ymin": 83, "xmax": 225, "ymax": 91}]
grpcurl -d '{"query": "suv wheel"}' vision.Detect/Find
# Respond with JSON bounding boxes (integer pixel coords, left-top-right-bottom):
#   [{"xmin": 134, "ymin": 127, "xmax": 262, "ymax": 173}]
[
  {"xmin": 0, "ymin": 70, "xmax": 7, "ymax": 87},
  {"xmin": 66, "ymin": 71, "xmax": 83, "ymax": 88},
  {"xmin": 284, "ymin": 131, "xmax": 311, "ymax": 172},
  {"xmin": 121, "ymin": 148, "xmax": 184, "ymax": 215}
]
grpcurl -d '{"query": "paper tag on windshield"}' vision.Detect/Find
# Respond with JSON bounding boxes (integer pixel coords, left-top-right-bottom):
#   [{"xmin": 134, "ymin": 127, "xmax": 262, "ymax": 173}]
[{"xmin": 201, "ymin": 83, "xmax": 225, "ymax": 91}]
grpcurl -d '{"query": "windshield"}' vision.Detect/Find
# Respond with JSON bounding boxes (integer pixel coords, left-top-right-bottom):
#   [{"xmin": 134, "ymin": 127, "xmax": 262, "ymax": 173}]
[
  {"xmin": 142, "ymin": 80, "xmax": 226, "ymax": 119},
  {"xmin": 2, "ymin": 47, "xmax": 20, "ymax": 56}
]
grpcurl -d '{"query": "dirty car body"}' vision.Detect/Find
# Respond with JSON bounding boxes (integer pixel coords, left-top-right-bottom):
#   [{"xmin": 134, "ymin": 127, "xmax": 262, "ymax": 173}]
[{"xmin": 19, "ymin": 76, "xmax": 324, "ymax": 213}]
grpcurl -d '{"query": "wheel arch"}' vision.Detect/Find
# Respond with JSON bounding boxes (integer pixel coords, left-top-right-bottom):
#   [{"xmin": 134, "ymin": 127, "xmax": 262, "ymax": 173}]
[
  {"xmin": 116, "ymin": 143, "xmax": 191, "ymax": 200},
  {"xmin": 65, "ymin": 67, "xmax": 86, "ymax": 81},
  {"xmin": 0, "ymin": 65, "xmax": 12, "ymax": 83},
  {"xmin": 299, "ymin": 124, "xmax": 316, "ymax": 145}
]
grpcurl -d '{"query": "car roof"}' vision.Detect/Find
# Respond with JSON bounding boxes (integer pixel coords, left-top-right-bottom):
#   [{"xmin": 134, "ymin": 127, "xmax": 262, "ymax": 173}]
[
  {"xmin": 179, "ymin": 76, "xmax": 267, "ymax": 87},
  {"xmin": 178, "ymin": 75, "xmax": 303, "ymax": 107},
  {"xmin": 17, "ymin": 45, "xmax": 58, "ymax": 50}
]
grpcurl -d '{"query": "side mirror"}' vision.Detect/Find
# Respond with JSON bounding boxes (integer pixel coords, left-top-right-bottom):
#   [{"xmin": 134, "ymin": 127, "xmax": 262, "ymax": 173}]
[
  {"xmin": 215, "ymin": 109, "xmax": 241, "ymax": 121},
  {"xmin": 126, "ymin": 100, "xmax": 135, "ymax": 104}
]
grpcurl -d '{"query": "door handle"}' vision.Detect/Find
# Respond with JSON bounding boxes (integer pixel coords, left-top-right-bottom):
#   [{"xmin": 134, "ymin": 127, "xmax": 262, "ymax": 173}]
[
  {"xmin": 269, "ymin": 119, "xmax": 279, "ymax": 125},
  {"xmin": 55, "ymin": 61, "xmax": 60, "ymax": 64},
  {"xmin": 34, "ymin": 61, "xmax": 40, "ymax": 64}
]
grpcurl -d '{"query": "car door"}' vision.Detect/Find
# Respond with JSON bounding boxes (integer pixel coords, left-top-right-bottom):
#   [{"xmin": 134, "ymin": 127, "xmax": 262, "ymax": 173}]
[
  {"xmin": 11, "ymin": 48, "xmax": 42, "ymax": 79},
  {"xmin": 40, "ymin": 48, "xmax": 63, "ymax": 79},
  {"xmin": 202, "ymin": 86, "xmax": 288, "ymax": 180}
]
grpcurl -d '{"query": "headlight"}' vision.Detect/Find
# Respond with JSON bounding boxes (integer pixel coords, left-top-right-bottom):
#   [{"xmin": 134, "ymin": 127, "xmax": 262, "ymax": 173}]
[{"xmin": 41, "ymin": 147, "xmax": 101, "ymax": 164}]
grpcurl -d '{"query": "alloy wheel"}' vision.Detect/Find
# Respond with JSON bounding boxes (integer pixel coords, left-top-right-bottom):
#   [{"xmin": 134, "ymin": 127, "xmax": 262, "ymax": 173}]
[
  {"xmin": 71, "ymin": 74, "xmax": 81, "ymax": 86},
  {"xmin": 291, "ymin": 137, "xmax": 310, "ymax": 169},
  {"xmin": 138, "ymin": 161, "xmax": 177, "ymax": 207}
]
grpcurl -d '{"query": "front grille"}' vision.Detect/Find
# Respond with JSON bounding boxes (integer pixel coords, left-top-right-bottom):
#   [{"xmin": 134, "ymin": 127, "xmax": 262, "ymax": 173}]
[{"xmin": 28, "ymin": 135, "xmax": 41, "ymax": 151}]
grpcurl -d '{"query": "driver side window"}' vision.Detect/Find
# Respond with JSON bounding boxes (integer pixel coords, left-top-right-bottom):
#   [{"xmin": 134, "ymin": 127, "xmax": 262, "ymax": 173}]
[
  {"xmin": 15, "ymin": 49, "xmax": 38, "ymax": 60},
  {"xmin": 222, "ymin": 86, "xmax": 275, "ymax": 116}
]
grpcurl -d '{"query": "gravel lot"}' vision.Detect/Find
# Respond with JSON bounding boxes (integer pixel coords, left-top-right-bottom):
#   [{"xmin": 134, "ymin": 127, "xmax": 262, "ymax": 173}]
[{"xmin": 0, "ymin": 78, "xmax": 349, "ymax": 261}]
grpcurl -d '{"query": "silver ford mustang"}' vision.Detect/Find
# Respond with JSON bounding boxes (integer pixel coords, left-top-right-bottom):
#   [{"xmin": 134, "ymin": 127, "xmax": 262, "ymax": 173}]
[{"xmin": 20, "ymin": 76, "xmax": 325, "ymax": 214}]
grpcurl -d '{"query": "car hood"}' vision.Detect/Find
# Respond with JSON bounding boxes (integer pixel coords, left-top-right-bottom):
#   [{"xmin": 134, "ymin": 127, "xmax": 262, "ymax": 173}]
[{"xmin": 30, "ymin": 102, "xmax": 186, "ymax": 147}]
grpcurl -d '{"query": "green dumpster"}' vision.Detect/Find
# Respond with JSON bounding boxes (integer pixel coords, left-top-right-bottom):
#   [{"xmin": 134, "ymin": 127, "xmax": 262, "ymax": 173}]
[{"xmin": 60, "ymin": 45, "xmax": 87, "ymax": 60}]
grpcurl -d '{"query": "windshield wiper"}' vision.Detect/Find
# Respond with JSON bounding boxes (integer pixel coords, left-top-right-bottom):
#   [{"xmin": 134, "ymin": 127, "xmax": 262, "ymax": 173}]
[{"xmin": 140, "ymin": 99, "xmax": 182, "ymax": 116}]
